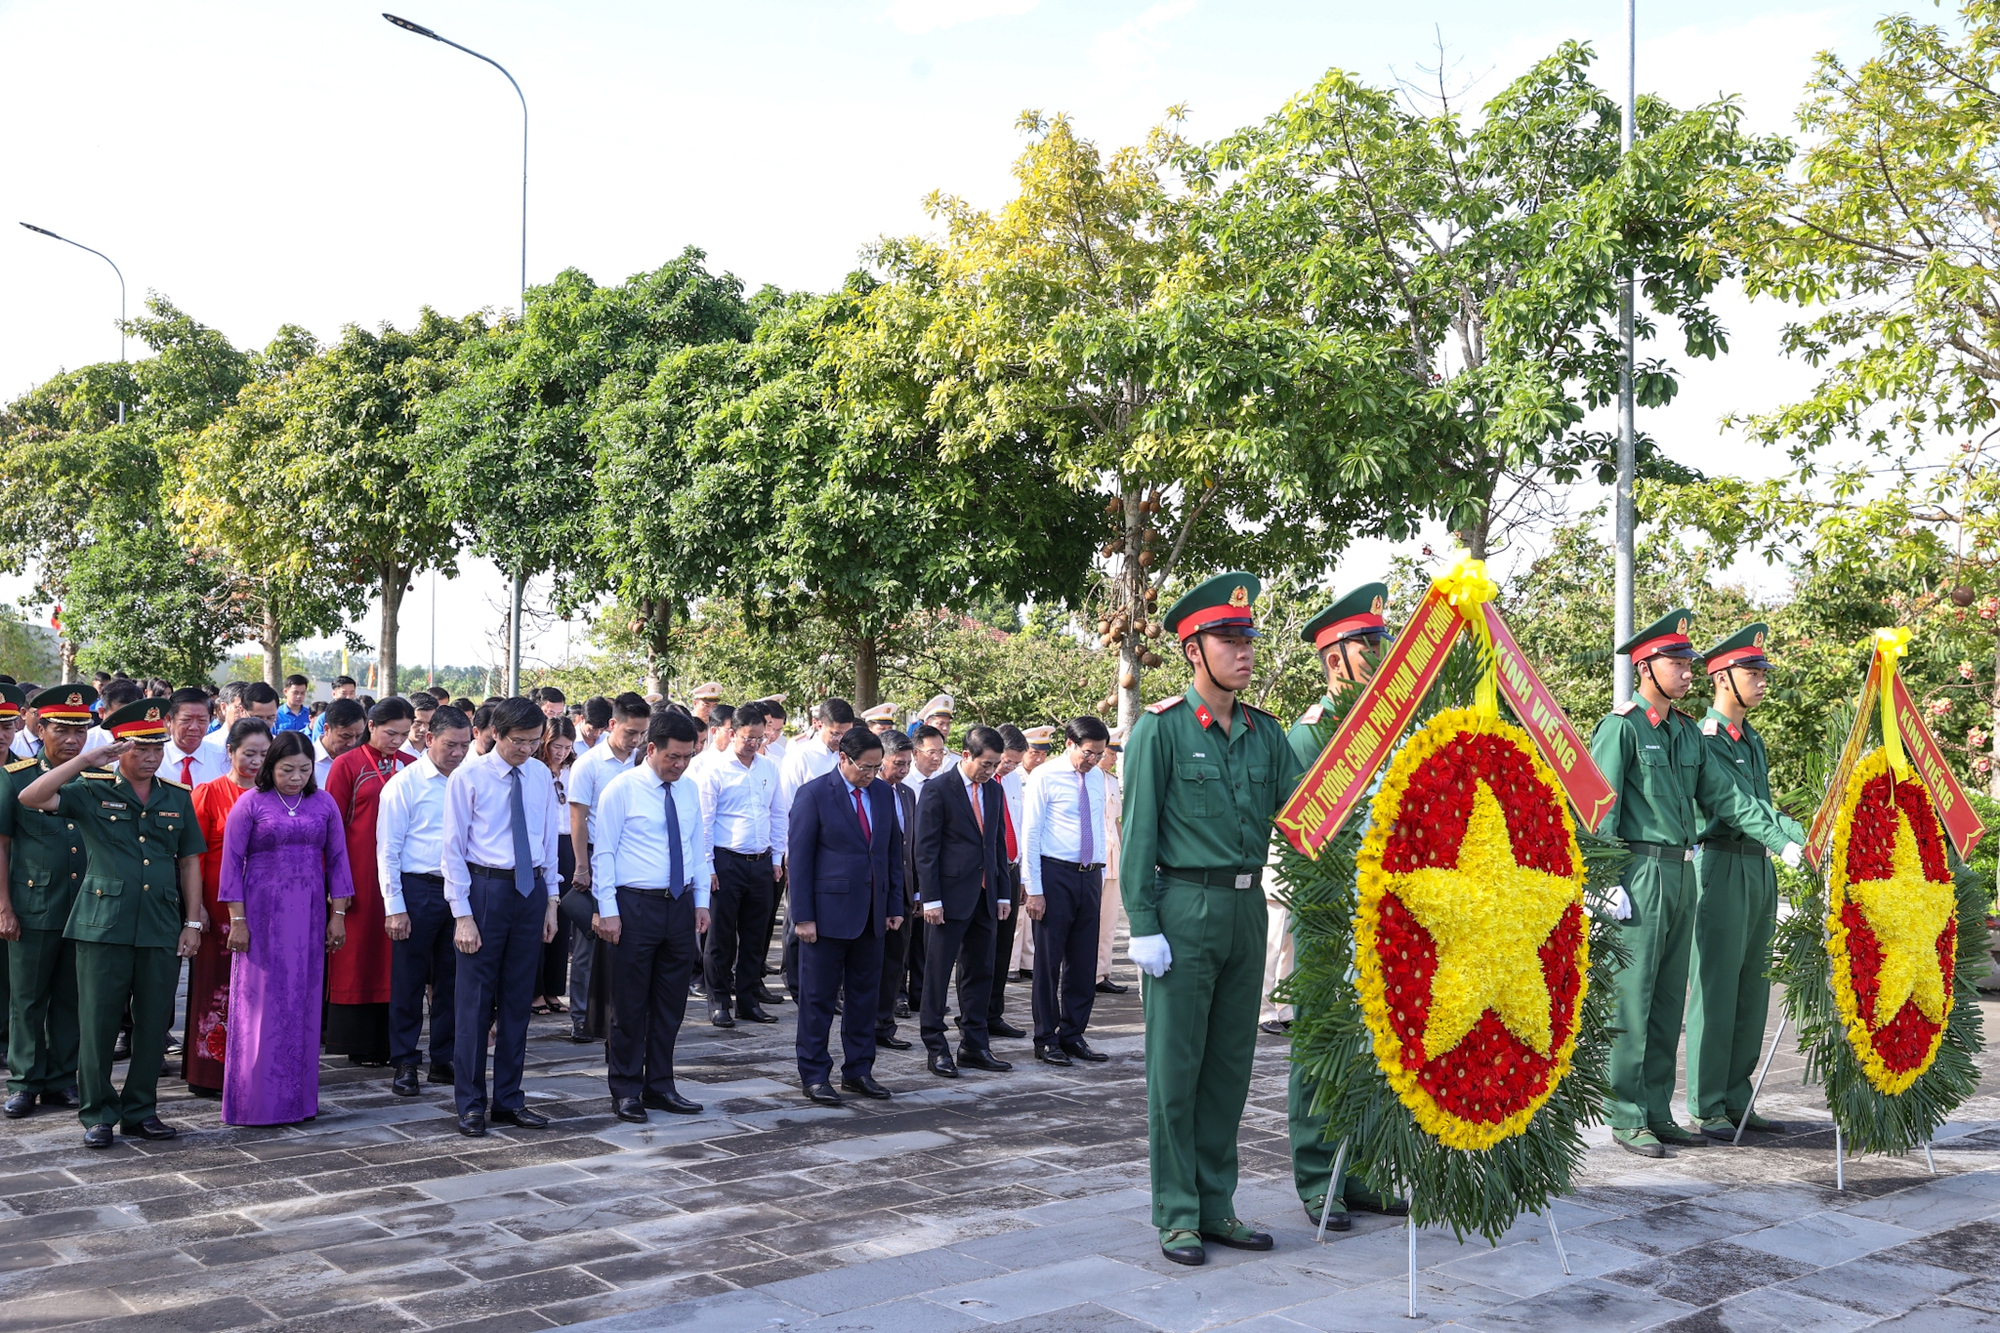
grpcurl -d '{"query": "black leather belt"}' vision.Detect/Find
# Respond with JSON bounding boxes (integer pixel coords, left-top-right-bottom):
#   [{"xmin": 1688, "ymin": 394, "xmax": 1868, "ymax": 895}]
[
  {"xmin": 1627, "ymin": 842, "xmax": 1694, "ymax": 863},
  {"xmin": 1161, "ymin": 865, "xmax": 1263, "ymax": 889},
  {"xmin": 1702, "ymin": 837, "xmax": 1768, "ymax": 860},
  {"xmin": 468, "ymin": 863, "xmax": 542, "ymax": 879},
  {"xmin": 716, "ymin": 847, "xmax": 771, "ymax": 859},
  {"xmin": 617, "ymin": 884, "xmax": 690, "ymax": 898},
  {"xmin": 1041, "ymin": 855, "xmax": 1105, "ymax": 873},
  {"xmin": 402, "ymin": 871, "xmax": 444, "ymax": 885}
]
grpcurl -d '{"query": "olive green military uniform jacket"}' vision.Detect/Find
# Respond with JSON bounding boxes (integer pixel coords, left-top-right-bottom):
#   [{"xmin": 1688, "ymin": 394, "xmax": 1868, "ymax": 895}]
[
  {"xmin": 1588, "ymin": 701, "xmax": 1799, "ymax": 852},
  {"xmin": 1696, "ymin": 708, "xmax": 1777, "ymax": 843},
  {"xmin": 0, "ymin": 758, "xmax": 95, "ymax": 932},
  {"xmin": 56, "ymin": 773, "xmax": 206, "ymax": 948}
]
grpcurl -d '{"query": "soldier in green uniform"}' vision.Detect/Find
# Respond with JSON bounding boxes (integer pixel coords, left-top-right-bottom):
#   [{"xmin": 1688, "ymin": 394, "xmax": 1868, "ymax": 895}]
[
  {"xmin": 18, "ymin": 698, "xmax": 206, "ymax": 1148},
  {"xmin": 1589, "ymin": 610, "xmax": 1804, "ymax": 1158},
  {"xmin": 1121, "ymin": 572, "xmax": 1305, "ymax": 1266},
  {"xmin": 1686, "ymin": 623, "xmax": 1790, "ymax": 1139},
  {"xmin": 1281, "ymin": 584, "xmax": 1407, "ymax": 1230},
  {"xmin": 0, "ymin": 685, "xmax": 97, "ymax": 1119}
]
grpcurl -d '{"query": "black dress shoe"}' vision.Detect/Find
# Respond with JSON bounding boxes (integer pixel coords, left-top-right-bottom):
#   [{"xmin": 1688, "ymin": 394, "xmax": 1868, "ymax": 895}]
[
  {"xmin": 709, "ymin": 1006, "xmax": 736, "ymax": 1028},
  {"xmin": 988, "ymin": 1019, "xmax": 1027, "ymax": 1039},
  {"xmin": 83, "ymin": 1124, "xmax": 114, "ymax": 1149},
  {"xmin": 391, "ymin": 1065, "xmax": 421, "ymax": 1098},
  {"xmin": 568, "ymin": 1027, "xmax": 592, "ymax": 1044},
  {"xmin": 164, "ymin": 1041, "xmax": 184, "ymax": 1059},
  {"xmin": 841, "ymin": 1074, "xmax": 891, "ymax": 1099},
  {"xmin": 877, "ymin": 1032, "xmax": 912, "ymax": 1051},
  {"xmin": 43, "ymin": 1087, "xmax": 78, "ymax": 1108},
  {"xmin": 927, "ymin": 1052, "xmax": 959, "ymax": 1079},
  {"xmin": 428, "ymin": 1063, "xmax": 454, "ymax": 1084},
  {"xmin": 1036, "ymin": 1046, "xmax": 1073, "ymax": 1066},
  {"xmin": 804, "ymin": 1082, "xmax": 843, "ymax": 1106},
  {"xmin": 112, "ymin": 1031, "xmax": 131, "ymax": 1061},
  {"xmin": 458, "ymin": 1111, "xmax": 487, "ymax": 1137},
  {"xmin": 1061, "ymin": 1038, "xmax": 1110, "ymax": 1063},
  {"xmin": 4, "ymin": 1092, "xmax": 35, "ymax": 1119},
  {"xmin": 187, "ymin": 1084, "xmax": 222, "ymax": 1100},
  {"xmin": 1095, "ymin": 978, "xmax": 1128, "ymax": 994},
  {"xmin": 641, "ymin": 1090, "xmax": 703, "ymax": 1115},
  {"xmin": 894, "ymin": 999, "xmax": 911, "ymax": 1018},
  {"xmin": 613, "ymin": 1098, "xmax": 648, "ymax": 1123},
  {"xmin": 489, "ymin": 1105, "xmax": 549, "ymax": 1128},
  {"xmin": 1258, "ymin": 1019, "xmax": 1291, "ymax": 1036},
  {"xmin": 736, "ymin": 1004, "xmax": 779, "ymax": 1025},
  {"xmin": 957, "ymin": 1047, "xmax": 1012, "ymax": 1072},
  {"xmin": 757, "ymin": 986, "xmax": 787, "ymax": 1005},
  {"xmin": 117, "ymin": 1116, "xmax": 177, "ymax": 1141}
]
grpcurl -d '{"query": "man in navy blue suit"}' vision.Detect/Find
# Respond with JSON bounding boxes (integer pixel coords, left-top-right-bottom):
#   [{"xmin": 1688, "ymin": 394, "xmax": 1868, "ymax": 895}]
[
  {"xmin": 788, "ymin": 726, "xmax": 906, "ymax": 1105},
  {"xmin": 914, "ymin": 725, "xmax": 1012, "ymax": 1079}
]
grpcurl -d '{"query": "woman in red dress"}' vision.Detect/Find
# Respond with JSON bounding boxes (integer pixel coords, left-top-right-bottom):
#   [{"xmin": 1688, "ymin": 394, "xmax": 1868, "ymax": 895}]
[
  {"xmin": 322, "ymin": 697, "xmax": 414, "ymax": 1066},
  {"xmin": 183, "ymin": 718, "xmax": 272, "ymax": 1096}
]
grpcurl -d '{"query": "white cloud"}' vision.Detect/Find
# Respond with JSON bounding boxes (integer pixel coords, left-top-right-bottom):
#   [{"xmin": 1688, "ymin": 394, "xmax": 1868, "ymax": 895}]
[
  {"xmin": 884, "ymin": 0, "xmax": 1041, "ymax": 35},
  {"xmin": 1088, "ymin": 0, "xmax": 1197, "ymax": 82}
]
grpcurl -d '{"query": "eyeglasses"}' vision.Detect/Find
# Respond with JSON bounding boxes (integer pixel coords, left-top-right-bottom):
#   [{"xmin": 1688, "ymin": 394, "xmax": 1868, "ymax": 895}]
[{"xmin": 850, "ymin": 761, "xmax": 884, "ymax": 775}]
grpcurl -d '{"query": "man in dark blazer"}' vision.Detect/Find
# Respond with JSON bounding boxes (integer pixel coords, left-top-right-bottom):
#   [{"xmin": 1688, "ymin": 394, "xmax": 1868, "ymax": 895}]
[
  {"xmin": 788, "ymin": 726, "xmax": 905, "ymax": 1105},
  {"xmin": 874, "ymin": 731, "xmax": 922, "ymax": 1050},
  {"xmin": 915, "ymin": 725, "xmax": 1011, "ymax": 1078}
]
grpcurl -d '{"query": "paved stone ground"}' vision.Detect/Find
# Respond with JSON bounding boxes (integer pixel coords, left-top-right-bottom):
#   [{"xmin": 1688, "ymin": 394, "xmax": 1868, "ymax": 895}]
[{"xmin": 0, "ymin": 957, "xmax": 1996, "ymax": 1333}]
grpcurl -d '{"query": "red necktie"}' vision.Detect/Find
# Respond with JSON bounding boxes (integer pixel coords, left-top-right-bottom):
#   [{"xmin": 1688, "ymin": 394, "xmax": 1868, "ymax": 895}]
[
  {"xmin": 180, "ymin": 756, "xmax": 196, "ymax": 786},
  {"xmin": 852, "ymin": 785, "xmax": 872, "ymax": 842},
  {"xmin": 1001, "ymin": 793, "xmax": 1018, "ymax": 862}
]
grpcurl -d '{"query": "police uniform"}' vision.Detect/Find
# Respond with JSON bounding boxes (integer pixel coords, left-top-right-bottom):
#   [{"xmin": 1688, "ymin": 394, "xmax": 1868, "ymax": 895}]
[
  {"xmin": 1120, "ymin": 572, "xmax": 1304, "ymax": 1261},
  {"xmin": 1686, "ymin": 624, "xmax": 1789, "ymax": 1135},
  {"xmin": 861, "ymin": 703, "xmax": 900, "ymax": 732},
  {"xmin": 1589, "ymin": 611, "xmax": 1803, "ymax": 1154},
  {"xmin": 0, "ymin": 686, "xmax": 95, "ymax": 1117},
  {"xmin": 56, "ymin": 701, "xmax": 207, "ymax": 1140}
]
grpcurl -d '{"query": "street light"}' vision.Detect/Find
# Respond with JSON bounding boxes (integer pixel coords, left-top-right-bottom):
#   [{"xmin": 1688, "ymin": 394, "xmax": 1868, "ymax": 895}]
[
  {"xmin": 1612, "ymin": 0, "xmax": 1638, "ymax": 706},
  {"xmin": 383, "ymin": 11, "xmax": 529, "ymax": 697},
  {"xmin": 20, "ymin": 221, "xmax": 127, "ymax": 424}
]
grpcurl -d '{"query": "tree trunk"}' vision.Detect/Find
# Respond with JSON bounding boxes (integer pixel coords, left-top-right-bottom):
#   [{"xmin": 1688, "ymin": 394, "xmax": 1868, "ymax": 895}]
[
  {"xmin": 1989, "ymin": 636, "xmax": 1999, "ymax": 800},
  {"xmin": 58, "ymin": 639, "xmax": 76, "ymax": 685},
  {"xmin": 853, "ymin": 633, "xmax": 880, "ymax": 710},
  {"xmin": 642, "ymin": 600, "xmax": 672, "ymax": 699},
  {"xmin": 261, "ymin": 600, "xmax": 283, "ymax": 688},
  {"xmin": 1117, "ymin": 481, "xmax": 1144, "ymax": 730},
  {"xmin": 1455, "ymin": 493, "xmax": 1493, "ymax": 563},
  {"xmin": 379, "ymin": 566, "xmax": 407, "ymax": 699}
]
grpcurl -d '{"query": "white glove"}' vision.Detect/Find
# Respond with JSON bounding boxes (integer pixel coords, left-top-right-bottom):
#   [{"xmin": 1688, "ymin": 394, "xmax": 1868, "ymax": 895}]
[
  {"xmin": 1591, "ymin": 885, "xmax": 1633, "ymax": 921},
  {"xmin": 1129, "ymin": 933, "xmax": 1173, "ymax": 978},
  {"xmin": 1780, "ymin": 843, "xmax": 1803, "ymax": 870}
]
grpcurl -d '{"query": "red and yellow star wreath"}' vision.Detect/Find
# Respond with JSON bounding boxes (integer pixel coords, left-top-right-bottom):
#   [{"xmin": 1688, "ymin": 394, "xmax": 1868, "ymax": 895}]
[
  {"xmin": 1827, "ymin": 748, "xmax": 1959, "ymax": 1095},
  {"xmin": 1354, "ymin": 708, "xmax": 1589, "ymax": 1150}
]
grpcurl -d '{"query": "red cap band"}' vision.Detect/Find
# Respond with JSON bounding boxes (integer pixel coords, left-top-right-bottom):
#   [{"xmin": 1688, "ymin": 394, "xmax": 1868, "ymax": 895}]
[
  {"xmin": 1313, "ymin": 613, "xmax": 1385, "ymax": 651},
  {"xmin": 1705, "ymin": 646, "xmax": 1765, "ymax": 673},
  {"xmin": 1177, "ymin": 604, "xmax": 1256, "ymax": 640},
  {"xmin": 1628, "ymin": 632, "xmax": 1691, "ymax": 663}
]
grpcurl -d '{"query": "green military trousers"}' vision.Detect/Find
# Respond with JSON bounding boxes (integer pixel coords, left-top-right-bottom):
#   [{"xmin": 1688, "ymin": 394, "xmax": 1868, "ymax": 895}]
[
  {"xmin": 1142, "ymin": 873, "xmax": 1265, "ymax": 1232},
  {"xmin": 1606, "ymin": 850, "xmax": 1698, "ymax": 1131},
  {"xmin": 7, "ymin": 928, "xmax": 79, "ymax": 1097},
  {"xmin": 75, "ymin": 941, "xmax": 179, "ymax": 1128},
  {"xmin": 1685, "ymin": 843, "xmax": 1778, "ymax": 1122}
]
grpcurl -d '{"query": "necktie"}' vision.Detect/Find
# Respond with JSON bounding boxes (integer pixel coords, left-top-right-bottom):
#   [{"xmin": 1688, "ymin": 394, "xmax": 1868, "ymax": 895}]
[
  {"xmin": 506, "ymin": 766, "xmax": 535, "ymax": 897},
  {"xmin": 1078, "ymin": 769, "xmax": 1094, "ymax": 865},
  {"xmin": 852, "ymin": 785, "xmax": 872, "ymax": 843},
  {"xmin": 180, "ymin": 755, "xmax": 196, "ymax": 786},
  {"xmin": 1001, "ymin": 794, "xmax": 1018, "ymax": 863},
  {"xmin": 664, "ymin": 780, "xmax": 686, "ymax": 897},
  {"xmin": 969, "ymin": 781, "xmax": 984, "ymax": 831}
]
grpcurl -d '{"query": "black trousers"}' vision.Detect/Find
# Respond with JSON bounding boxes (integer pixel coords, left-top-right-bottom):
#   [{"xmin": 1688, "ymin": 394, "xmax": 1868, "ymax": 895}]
[
  {"xmin": 607, "ymin": 886, "xmax": 696, "ymax": 1103},
  {"xmin": 987, "ymin": 863, "xmax": 1021, "ymax": 1022},
  {"xmin": 706, "ymin": 848, "xmax": 775, "ymax": 1011},
  {"xmin": 876, "ymin": 914, "xmax": 914, "ymax": 1038},
  {"xmin": 453, "ymin": 872, "xmax": 545, "ymax": 1118},
  {"xmin": 797, "ymin": 925, "xmax": 882, "ymax": 1086},
  {"xmin": 389, "ymin": 873, "xmax": 458, "ymax": 1069},
  {"xmin": 922, "ymin": 896, "xmax": 995, "ymax": 1057},
  {"xmin": 539, "ymin": 833, "xmax": 575, "ymax": 998},
  {"xmin": 1031, "ymin": 860, "xmax": 1102, "ymax": 1047}
]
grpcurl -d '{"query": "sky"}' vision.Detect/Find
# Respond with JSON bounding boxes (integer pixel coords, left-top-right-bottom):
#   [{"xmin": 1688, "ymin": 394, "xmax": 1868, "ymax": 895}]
[{"xmin": 0, "ymin": 0, "xmax": 1888, "ymax": 677}]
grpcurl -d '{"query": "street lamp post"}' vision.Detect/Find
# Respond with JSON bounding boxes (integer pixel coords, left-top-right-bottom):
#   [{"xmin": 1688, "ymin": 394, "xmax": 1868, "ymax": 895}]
[
  {"xmin": 383, "ymin": 11, "xmax": 528, "ymax": 697},
  {"xmin": 1612, "ymin": 0, "xmax": 1638, "ymax": 706},
  {"xmin": 20, "ymin": 222, "xmax": 126, "ymax": 424}
]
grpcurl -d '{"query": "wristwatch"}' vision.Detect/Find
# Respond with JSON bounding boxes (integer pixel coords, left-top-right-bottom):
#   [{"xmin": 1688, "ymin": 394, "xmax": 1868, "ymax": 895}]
[{"xmin": 183, "ymin": 919, "xmax": 203, "ymax": 931}]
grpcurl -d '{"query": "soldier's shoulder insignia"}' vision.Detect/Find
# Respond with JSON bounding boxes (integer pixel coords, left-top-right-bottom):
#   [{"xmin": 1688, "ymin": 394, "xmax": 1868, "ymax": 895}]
[
  {"xmin": 1701, "ymin": 718, "xmax": 1720, "ymax": 737},
  {"xmin": 158, "ymin": 777, "xmax": 191, "ymax": 791},
  {"xmin": 1670, "ymin": 706, "xmax": 1699, "ymax": 723},
  {"xmin": 1245, "ymin": 701, "xmax": 1279, "ymax": 722},
  {"xmin": 1301, "ymin": 704, "xmax": 1325, "ymax": 725},
  {"xmin": 5, "ymin": 757, "xmax": 38, "ymax": 773},
  {"xmin": 1612, "ymin": 701, "xmax": 1639, "ymax": 716},
  {"xmin": 1146, "ymin": 695, "xmax": 1185, "ymax": 715}
]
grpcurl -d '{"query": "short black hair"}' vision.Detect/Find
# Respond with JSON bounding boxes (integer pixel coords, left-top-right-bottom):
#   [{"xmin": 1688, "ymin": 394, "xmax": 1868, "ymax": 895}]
[
  {"xmin": 333, "ymin": 675, "xmax": 357, "ymax": 688},
  {"xmin": 410, "ymin": 693, "xmax": 438, "ymax": 714},
  {"xmin": 1065, "ymin": 715, "xmax": 1111, "ymax": 745},
  {"xmin": 225, "ymin": 718, "xmax": 271, "ymax": 751},
  {"xmin": 963, "ymin": 725, "xmax": 1006, "ymax": 759},
  {"xmin": 733, "ymin": 701, "xmax": 767, "ymax": 730},
  {"xmin": 99, "ymin": 679, "xmax": 143, "ymax": 711},
  {"xmin": 820, "ymin": 697, "xmax": 855, "ymax": 726},
  {"xmin": 369, "ymin": 696, "xmax": 416, "ymax": 726},
  {"xmin": 880, "ymin": 728, "xmax": 912, "ymax": 754},
  {"xmin": 612, "ymin": 691, "xmax": 651, "ymax": 721},
  {"xmin": 168, "ymin": 686, "xmax": 212, "ymax": 719},
  {"xmin": 451, "ymin": 697, "xmax": 475, "ymax": 712},
  {"xmin": 430, "ymin": 705, "xmax": 471, "ymax": 735},
  {"xmin": 283, "ymin": 674, "xmax": 309, "ymax": 689},
  {"xmin": 839, "ymin": 725, "xmax": 885, "ymax": 762},
  {"xmin": 539, "ymin": 686, "xmax": 566, "ymax": 705},
  {"xmin": 257, "ymin": 731, "xmax": 317, "ymax": 797},
  {"xmin": 323, "ymin": 697, "xmax": 368, "ymax": 730},
  {"xmin": 912, "ymin": 724, "xmax": 943, "ymax": 745},
  {"xmin": 762, "ymin": 699, "xmax": 787, "ymax": 720},
  {"xmin": 491, "ymin": 697, "xmax": 546, "ymax": 737},
  {"xmin": 648, "ymin": 710, "xmax": 699, "ymax": 747},
  {"xmin": 471, "ymin": 703, "xmax": 494, "ymax": 732},
  {"xmin": 584, "ymin": 696, "xmax": 613, "ymax": 728},
  {"xmin": 998, "ymin": 724, "xmax": 1028, "ymax": 753},
  {"xmin": 217, "ymin": 682, "xmax": 246, "ymax": 707},
  {"xmin": 243, "ymin": 681, "xmax": 280, "ymax": 707},
  {"xmin": 708, "ymin": 703, "xmax": 735, "ymax": 731}
]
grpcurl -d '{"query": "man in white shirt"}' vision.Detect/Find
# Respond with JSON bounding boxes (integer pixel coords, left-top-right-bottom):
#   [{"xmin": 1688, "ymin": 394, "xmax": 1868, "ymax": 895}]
[
  {"xmin": 696, "ymin": 700, "xmax": 787, "ymax": 1028},
  {"xmin": 590, "ymin": 709, "xmax": 711, "ymax": 1123},
  {"xmin": 759, "ymin": 698, "xmax": 790, "ymax": 768},
  {"xmin": 687, "ymin": 703, "xmax": 735, "ymax": 783},
  {"xmin": 313, "ymin": 698, "xmax": 368, "ymax": 788},
  {"xmin": 160, "ymin": 688, "xmax": 228, "ymax": 789},
  {"xmin": 1022, "ymin": 716, "xmax": 1113, "ymax": 1066},
  {"xmin": 564, "ymin": 692, "xmax": 649, "ymax": 1040},
  {"xmin": 403, "ymin": 695, "xmax": 437, "ymax": 760},
  {"xmin": 378, "ymin": 705, "xmax": 474, "ymax": 1096},
  {"xmin": 778, "ymin": 698, "xmax": 856, "ymax": 995},
  {"xmin": 986, "ymin": 725, "xmax": 1030, "ymax": 1041},
  {"xmin": 441, "ymin": 698, "xmax": 561, "ymax": 1138}
]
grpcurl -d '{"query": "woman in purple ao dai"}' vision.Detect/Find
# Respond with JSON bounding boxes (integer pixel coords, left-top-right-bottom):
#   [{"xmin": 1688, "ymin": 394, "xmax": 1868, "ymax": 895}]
[{"xmin": 217, "ymin": 731, "xmax": 355, "ymax": 1125}]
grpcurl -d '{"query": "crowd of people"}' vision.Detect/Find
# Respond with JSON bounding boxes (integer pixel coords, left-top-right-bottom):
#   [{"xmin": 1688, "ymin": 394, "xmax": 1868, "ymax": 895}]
[{"xmin": 0, "ymin": 670, "xmax": 1135, "ymax": 1141}]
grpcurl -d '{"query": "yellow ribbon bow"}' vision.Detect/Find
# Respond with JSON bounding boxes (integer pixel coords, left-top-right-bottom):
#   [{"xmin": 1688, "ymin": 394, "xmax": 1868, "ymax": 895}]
[
  {"xmin": 1439, "ymin": 557, "xmax": 1501, "ymax": 719},
  {"xmin": 1874, "ymin": 627, "xmax": 1912, "ymax": 779}
]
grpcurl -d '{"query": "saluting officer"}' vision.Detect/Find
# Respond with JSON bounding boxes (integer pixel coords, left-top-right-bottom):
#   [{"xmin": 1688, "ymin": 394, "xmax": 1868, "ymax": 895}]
[
  {"xmin": 1121, "ymin": 572, "xmax": 1304, "ymax": 1267},
  {"xmin": 1280, "ymin": 584, "xmax": 1405, "ymax": 1231},
  {"xmin": 1590, "ymin": 611, "xmax": 1803, "ymax": 1159},
  {"xmin": 18, "ymin": 699, "xmax": 206, "ymax": 1148},
  {"xmin": 0, "ymin": 685, "xmax": 97, "ymax": 1118},
  {"xmin": 1686, "ymin": 623, "xmax": 1791, "ymax": 1139}
]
